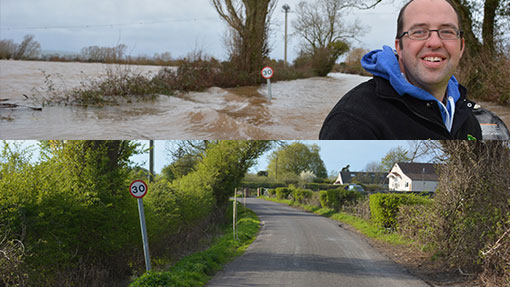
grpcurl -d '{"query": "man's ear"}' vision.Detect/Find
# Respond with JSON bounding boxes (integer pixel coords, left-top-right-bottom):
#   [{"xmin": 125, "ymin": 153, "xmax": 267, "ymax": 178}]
[
  {"xmin": 395, "ymin": 39, "xmax": 402, "ymax": 59},
  {"xmin": 460, "ymin": 38, "xmax": 465, "ymax": 55}
]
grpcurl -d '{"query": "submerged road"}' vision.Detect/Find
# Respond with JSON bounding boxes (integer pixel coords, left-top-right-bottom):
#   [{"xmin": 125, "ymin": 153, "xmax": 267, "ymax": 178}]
[{"xmin": 207, "ymin": 198, "xmax": 428, "ymax": 287}]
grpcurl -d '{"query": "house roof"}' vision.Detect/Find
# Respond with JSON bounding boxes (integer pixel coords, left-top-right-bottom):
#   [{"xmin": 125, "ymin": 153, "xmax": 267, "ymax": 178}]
[
  {"xmin": 396, "ymin": 162, "xmax": 440, "ymax": 181},
  {"xmin": 336, "ymin": 171, "xmax": 388, "ymax": 185}
]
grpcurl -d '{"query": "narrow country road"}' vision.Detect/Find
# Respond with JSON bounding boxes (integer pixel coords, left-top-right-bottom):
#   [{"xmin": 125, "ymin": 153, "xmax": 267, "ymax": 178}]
[{"xmin": 207, "ymin": 198, "xmax": 429, "ymax": 287}]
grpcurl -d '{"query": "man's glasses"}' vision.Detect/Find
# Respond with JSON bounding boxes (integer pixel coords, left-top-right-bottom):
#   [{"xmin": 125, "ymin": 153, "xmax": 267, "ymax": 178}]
[{"xmin": 398, "ymin": 28, "xmax": 463, "ymax": 40}]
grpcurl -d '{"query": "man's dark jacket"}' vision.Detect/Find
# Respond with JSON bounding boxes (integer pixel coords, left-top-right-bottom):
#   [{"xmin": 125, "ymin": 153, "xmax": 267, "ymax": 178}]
[{"xmin": 319, "ymin": 76, "xmax": 482, "ymax": 140}]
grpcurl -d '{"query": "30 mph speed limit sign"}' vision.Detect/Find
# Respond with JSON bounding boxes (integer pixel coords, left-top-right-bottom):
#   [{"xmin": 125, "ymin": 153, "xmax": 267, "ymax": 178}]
[
  {"xmin": 129, "ymin": 180, "xmax": 148, "ymax": 198},
  {"xmin": 261, "ymin": 66, "xmax": 274, "ymax": 79}
]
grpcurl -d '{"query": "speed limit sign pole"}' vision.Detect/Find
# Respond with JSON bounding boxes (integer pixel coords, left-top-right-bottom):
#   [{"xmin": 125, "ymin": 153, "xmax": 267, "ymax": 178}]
[
  {"xmin": 129, "ymin": 180, "xmax": 151, "ymax": 271},
  {"xmin": 261, "ymin": 66, "xmax": 274, "ymax": 100}
]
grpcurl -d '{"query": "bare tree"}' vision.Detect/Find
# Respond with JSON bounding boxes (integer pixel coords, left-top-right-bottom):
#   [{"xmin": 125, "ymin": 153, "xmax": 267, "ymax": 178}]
[
  {"xmin": 0, "ymin": 39, "xmax": 18, "ymax": 59},
  {"xmin": 293, "ymin": 0, "xmax": 362, "ymax": 53},
  {"xmin": 211, "ymin": 0, "xmax": 277, "ymax": 74},
  {"xmin": 450, "ymin": 0, "xmax": 510, "ymax": 55},
  {"xmin": 364, "ymin": 161, "xmax": 384, "ymax": 172},
  {"xmin": 14, "ymin": 34, "xmax": 41, "ymax": 60},
  {"xmin": 292, "ymin": 0, "xmax": 383, "ymax": 75},
  {"xmin": 80, "ymin": 44, "xmax": 127, "ymax": 63},
  {"xmin": 406, "ymin": 140, "xmax": 443, "ymax": 162}
]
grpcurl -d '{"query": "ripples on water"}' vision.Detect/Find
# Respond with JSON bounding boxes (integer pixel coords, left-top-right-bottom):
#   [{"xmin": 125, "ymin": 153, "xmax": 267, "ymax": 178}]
[
  {"xmin": 0, "ymin": 60, "xmax": 370, "ymax": 139},
  {"xmin": 1, "ymin": 60, "xmax": 508, "ymax": 139}
]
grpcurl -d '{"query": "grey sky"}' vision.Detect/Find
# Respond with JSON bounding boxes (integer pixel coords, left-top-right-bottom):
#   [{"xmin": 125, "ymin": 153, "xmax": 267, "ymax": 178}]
[{"xmin": 1, "ymin": 0, "xmax": 402, "ymax": 62}]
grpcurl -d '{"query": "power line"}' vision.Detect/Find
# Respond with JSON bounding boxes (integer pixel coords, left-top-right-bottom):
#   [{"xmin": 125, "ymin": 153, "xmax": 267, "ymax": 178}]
[{"xmin": 0, "ymin": 17, "xmax": 218, "ymax": 31}]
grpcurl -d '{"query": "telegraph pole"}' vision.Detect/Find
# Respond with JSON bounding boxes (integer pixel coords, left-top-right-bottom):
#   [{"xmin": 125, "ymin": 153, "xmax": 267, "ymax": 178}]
[
  {"xmin": 149, "ymin": 140, "xmax": 154, "ymax": 183},
  {"xmin": 282, "ymin": 4, "xmax": 290, "ymax": 65}
]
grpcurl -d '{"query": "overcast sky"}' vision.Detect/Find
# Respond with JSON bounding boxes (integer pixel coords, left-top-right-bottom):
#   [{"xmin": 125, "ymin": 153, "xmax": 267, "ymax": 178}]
[{"xmin": 1, "ymin": 0, "xmax": 403, "ymax": 62}]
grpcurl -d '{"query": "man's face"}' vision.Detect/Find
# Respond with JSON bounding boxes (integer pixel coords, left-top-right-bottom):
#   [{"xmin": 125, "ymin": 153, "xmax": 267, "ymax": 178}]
[{"xmin": 395, "ymin": 0, "xmax": 464, "ymax": 97}]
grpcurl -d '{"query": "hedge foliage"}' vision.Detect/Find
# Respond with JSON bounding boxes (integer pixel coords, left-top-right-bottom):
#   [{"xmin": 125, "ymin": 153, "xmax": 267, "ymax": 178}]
[
  {"xmin": 369, "ymin": 193, "xmax": 431, "ymax": 230},
  {"xmin": 0, "ymin": 141, "xmax": 141, "ymax": 285},
  {"xmin": 291, "ymin": 188, "xmax": 313, "ymax": 205},
  {"xmin": 319, "ymin": 188, "xmax": 360, "ymax": 211},
  {"xmin": 301, "ymin": 183, "xmax": 337, "ymax": 191},
  {"xmin": 0, "ymin": 140, "xmax": 270, "ymax": 286},
  {"xmin": 275, "ymin": 187, "xmax": 292, "ymax": 200}
]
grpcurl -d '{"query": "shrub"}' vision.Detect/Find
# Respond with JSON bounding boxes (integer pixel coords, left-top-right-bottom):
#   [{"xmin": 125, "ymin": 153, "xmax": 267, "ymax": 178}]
[
  {"xmin": 0, "ymin": 141, "xmax": 141, "ymax": 285},
  {"xmin": 275, "ymin": 187, "xmax": 291, "ymax": 200},
  {"xmin": 319, "ymin": 188, "xmax": 360, "ymax": 211},
  {"xmin": 431, "ymin": 141, "xmax": 510, "ymax": 274},
  {"xmin": 301, "ymin": 182, "xmax": 338, "ymax": 191},
  {"xmin": 456, "ymin": 49, "xmax": 510, "ymax": 104},
  {"xmin": 292, "ymin": 188, "xmax": 313, "ymax": 204},
  {"xmin": 369, "ymin": 193, "xmax": 431, "ymax": 230},
  {"xmin": 343, "ymin": 195, "xmax": 371, "ymax": 221},
  {"xmin": 397, "ymin": 203, "xmax": 436, "ymax": 243},
  {"xmin": 172, "ymin": 58, "xmax": 219, "ymax": 92}
]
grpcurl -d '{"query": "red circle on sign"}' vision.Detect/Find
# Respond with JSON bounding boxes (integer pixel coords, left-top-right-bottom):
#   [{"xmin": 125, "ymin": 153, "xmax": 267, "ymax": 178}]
[
  {"xmin": 129, "ymin": 180, "xmax": 148, "ymax": 198},
  {"xmin": 261, "ymin": 66, "xmax": 274, "ymax": 79}
]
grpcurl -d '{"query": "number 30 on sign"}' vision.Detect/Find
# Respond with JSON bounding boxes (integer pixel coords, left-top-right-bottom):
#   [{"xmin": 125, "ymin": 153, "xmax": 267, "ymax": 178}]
[
  {"xmin": 130, "ymin": 180, "xmax": 148, "ymax": 198},
  {"xmin": 261, "ymin": 66, "xmax": 274, "ymax": 79}
]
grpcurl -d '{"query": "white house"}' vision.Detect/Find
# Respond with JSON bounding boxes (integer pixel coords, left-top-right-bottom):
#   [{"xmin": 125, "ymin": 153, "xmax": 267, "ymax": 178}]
[{"xmin": 387, "ymin": 162, "xmax": 440, "ymax": 192}]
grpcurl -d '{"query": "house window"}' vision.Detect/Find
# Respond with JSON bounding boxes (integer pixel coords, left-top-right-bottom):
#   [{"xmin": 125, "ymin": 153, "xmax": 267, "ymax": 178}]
[{"xmin": 405, "ymin": 182, "xmax": 408, "ymax": 187}]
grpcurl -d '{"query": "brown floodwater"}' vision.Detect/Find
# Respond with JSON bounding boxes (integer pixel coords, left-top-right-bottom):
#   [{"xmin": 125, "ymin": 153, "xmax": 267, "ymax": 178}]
[{"xmin": 1, "ymin": 60, "xmax": 509, "ymax": 139}]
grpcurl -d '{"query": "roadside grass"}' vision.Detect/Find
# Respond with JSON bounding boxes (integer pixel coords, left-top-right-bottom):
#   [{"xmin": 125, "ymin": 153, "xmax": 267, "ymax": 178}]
[
  {"xmin": 261, "ymin": 196, "xmax": 409, "ymax": 246},
  {"xmin": 130, "ymin": 205, "xmax": 260, "ymax": 287}
]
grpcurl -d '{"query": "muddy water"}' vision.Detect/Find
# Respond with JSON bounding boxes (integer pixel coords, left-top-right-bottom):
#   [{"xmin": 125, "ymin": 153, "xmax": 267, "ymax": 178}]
[
  {"xmin": 0, "ymin": 60, "xmax": 369, "ymax": 139},
  {"xmin": 1, "ymin": 60, "xmax": 509, "ymax": 139}
]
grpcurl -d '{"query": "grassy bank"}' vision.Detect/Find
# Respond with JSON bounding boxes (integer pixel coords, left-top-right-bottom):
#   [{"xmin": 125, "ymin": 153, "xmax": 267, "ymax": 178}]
[{"xmin": 130, "ymin": 205, "xmax": 260, "ymax": 287}]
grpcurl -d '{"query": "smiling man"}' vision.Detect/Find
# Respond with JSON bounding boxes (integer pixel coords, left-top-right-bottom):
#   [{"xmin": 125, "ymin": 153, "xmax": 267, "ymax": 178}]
[{"xmin": 319, "ymin": 0, "xmax": 482, "ymax": 140}]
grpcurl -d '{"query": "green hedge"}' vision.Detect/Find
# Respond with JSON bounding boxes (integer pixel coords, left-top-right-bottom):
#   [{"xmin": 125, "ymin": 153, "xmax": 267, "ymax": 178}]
[
  {"xmin": 319, "ymin": 188, "xmax": 360, "ymax": 210},
  {"xmin": 369, "ymin": 193, "xmax": 432, "ymax": 229},
  {"xmin": 292, "ymin": 188, "xmax": 313, "ymax": 204},
  {"xmin": 0, "ymin": 141, "xmax": 141, "ymax": 285},
  {"xmin": 301, "ymin": 183, "xmax": 338, "ymax": 191},
  {"xmin": 275, "ymin": 187, "xmax": 291, "ymax": 200}
]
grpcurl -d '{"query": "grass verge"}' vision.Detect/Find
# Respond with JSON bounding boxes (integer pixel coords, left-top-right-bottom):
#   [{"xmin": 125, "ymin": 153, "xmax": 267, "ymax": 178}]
[
  {"xmin": 130, "ymin": 205, "xmax": 260, "ymax": 287},
  {"xmin": 261, "ymin": 196, "xmax": 409, "ymax": 246}
]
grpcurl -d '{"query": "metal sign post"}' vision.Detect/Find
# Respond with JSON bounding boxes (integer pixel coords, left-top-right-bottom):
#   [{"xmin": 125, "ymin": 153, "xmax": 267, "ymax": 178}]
[
  {"xmin": 243, "ymin": 188, "xmax": 247, "ymax": 209},
  {"xmin": 261, "ymin": 66, "xmax": 274, "ymax": 100},
  {"xmin": 129, "ymin": 180, "xmax": 151, "ymax": 271},
  {"xmin": 233, "ymin": 188, "xmax": 238, "ymax": 240}
]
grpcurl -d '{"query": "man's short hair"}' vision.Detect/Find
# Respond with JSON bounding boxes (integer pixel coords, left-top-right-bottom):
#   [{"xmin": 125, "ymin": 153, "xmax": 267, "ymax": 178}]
[{"xmin": 396, "ymin": 0, "xmax": 463, "ymax": 49}]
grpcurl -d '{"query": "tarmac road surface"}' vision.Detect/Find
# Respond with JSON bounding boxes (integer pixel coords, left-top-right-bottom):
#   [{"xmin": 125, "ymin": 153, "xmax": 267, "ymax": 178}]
[{"xmin": 207, "ymin": 198, "xmax": 429, "ymax": 287}]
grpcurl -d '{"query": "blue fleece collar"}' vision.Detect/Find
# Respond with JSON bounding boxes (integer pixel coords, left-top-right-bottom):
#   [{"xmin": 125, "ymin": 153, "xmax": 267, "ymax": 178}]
[{"xmin": 361, "ymin": 45, "xmax": 460, "ymax": 132}]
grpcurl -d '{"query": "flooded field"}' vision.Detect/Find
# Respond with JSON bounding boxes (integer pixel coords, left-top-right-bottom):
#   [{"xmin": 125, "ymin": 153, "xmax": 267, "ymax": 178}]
[{"xmin": 1, "ymin": 60, "xmax": 509, "ymax": 139}]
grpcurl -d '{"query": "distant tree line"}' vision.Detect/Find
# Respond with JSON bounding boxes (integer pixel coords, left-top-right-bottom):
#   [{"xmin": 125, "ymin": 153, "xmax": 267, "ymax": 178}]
[
  {"xmin": 0, "ymin": 34, "xmax": 41, "ymax": 60},
  {"xmin": 80, "ymin": 44, "xmax": 127, "ymax": 63}
]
